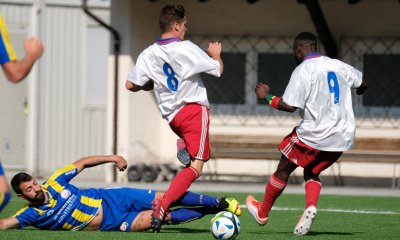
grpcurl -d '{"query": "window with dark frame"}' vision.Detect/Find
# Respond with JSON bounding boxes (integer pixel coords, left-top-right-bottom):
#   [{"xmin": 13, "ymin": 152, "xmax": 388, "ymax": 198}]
[
  {"xmin": 202, "ymin": 52, "xmax": 246, "ymax": 104},
  {"xmin": 257, "ymin": 53, "xmax": 296, "ymax": 104},
  {"xmin": 363, "ymin": 54, "xmax": 400, "ymax": 107}
]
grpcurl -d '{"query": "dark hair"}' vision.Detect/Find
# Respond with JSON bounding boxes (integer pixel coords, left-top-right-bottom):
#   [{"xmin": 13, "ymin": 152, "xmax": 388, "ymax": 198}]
[
  {"xmin": 159, "ymin": 4, "xmax": 185, "ymax": 33},
  {"xmin": 294, "ymin": 32, "xmax": 318, "ymax": 51},
  {"xmin": 11, "ymin": 172, "xmax": 33, "ymax": 194}
]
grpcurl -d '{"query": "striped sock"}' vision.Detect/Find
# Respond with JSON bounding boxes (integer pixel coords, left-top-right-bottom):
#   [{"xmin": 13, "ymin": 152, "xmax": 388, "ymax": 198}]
[
  {"xmin": 305, "ymin": 179, "xmax": 321, "ymax": 208},
  {"xmin": 259, "ymin": 174, "xmax": 287, "ymax": 218},
  {"xmin": 174, "ymin": 191, "xmax": 219, "ymax": 207}
]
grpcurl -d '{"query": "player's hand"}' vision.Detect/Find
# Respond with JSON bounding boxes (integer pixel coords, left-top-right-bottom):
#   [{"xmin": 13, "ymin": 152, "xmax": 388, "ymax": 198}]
[
  {"xmin": 24, "ymin": 37, "xmax": 44, "ymax": 60},
  {"xmin": 115, "ymin": 156, "xmax": 128, "ymax": 172},
  {"xmin": 207, "ymin": 42, "xmax": 222, "ymax": 59},
  {"xmin": 142, "ymin": 80, "xmax": 154, "ymax": 91},
  {"xmin": 255, "ymin": 82, "xmax": 271, "ymax": 100},
  {"xmin": 356, "ymin": 79, "xmax": 368, "ymax": 95}
]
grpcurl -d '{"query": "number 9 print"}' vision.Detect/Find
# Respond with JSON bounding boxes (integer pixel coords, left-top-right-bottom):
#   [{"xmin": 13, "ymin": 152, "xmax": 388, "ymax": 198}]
[
  {"xmin": 163, "ymin": 63, "xmax": 179, "ymax": 92},
  {"xmin": 327, "ymin": 71, "xmax": 340, "ymax": 104}
]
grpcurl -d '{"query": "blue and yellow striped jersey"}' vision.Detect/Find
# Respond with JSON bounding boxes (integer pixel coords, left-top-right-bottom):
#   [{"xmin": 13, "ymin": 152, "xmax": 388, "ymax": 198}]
[
  {"xmin": 14, "ymin": 164, "xmax": 103, "ymax": 230},
  {"xmin": 0, "ymin": 16, "xmax": 17, "ymax": 64}
]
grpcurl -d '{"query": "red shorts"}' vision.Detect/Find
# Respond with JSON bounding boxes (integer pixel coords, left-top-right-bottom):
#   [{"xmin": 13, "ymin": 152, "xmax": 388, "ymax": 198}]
[
  {"xmin": 278, "ymin": 129, "xmax": 342, "ymax": 174},
  {"xmin": 169, "ymin": 103, "xmax": 210, "ymax": 161}
]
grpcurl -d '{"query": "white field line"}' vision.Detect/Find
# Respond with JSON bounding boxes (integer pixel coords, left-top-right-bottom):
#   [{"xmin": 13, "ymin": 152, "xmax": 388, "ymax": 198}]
[{"xmin": 239, "ymin": 205, "xmax": 400, "ymax": 215}]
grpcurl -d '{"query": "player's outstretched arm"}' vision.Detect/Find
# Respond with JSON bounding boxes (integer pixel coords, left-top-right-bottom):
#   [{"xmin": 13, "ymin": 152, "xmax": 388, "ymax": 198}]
[
  {"xmin": 73, "ymin": 155, "xmax": 128, "ymax": 173},
  {"xmin": 125, "ymin": 80, "xmax": 154, "ymax": 92},
  {"xmin": 207, "ymin": 42, "xmax": 224, "ymax": 75},
  {"xmin": 276, "ymin": 99, "xmax": 297, "ymax": 113},
  {"xmin": 255, "ymin": 82, "xmax": 297, "ymax": 113},
  {"xmin": 0, "ymin": 217, "xmax": 20, "ymax": 229},
  {"xmin": 2, "ymin": 37, "xmax": 43, "ymax": 83}
]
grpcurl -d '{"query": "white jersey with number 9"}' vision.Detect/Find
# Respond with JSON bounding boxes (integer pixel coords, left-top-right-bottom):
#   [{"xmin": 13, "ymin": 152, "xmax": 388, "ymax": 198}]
[{"xmin": 282, "ymin": 56, "xmax": 363, "ymax": 151}]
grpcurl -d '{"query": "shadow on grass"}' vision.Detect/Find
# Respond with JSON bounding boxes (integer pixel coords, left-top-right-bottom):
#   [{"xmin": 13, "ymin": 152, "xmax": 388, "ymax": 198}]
[
  {"xmin": 7, "ymin": 227, "xmax": 210, "ymax": 234},
  {"xmin": 307, "ymin": 231, "xmax": 358, "ymax": 236},
  {"xmin": 151, "ymin": 227, "xmax": 210, "ymax": 234},
  {"xmin": 248, "ymin": 230, "xmax": 358, "ymax": 236}
]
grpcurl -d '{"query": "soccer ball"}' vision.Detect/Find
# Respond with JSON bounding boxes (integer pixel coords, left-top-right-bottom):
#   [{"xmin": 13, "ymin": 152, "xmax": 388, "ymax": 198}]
[{"xmin": 210, "ymin": 211, "xmax": 240, "ymax": 240}]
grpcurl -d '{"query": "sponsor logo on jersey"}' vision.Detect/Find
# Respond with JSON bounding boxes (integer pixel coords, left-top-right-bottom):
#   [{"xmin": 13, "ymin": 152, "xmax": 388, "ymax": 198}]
[
  {"xmin": 47, "ymin": 209, "xmax": 54, "ymax": 217},
  {"xmin": 60, "ymin": 189, "xmax": 71, "ymax": 199},
  {"xmin": 120, "ymin": 222, "xmax": 129, "ymax": 232},
  {"xmin": 65, "ymin": 169, "xmax": 77, "ymax": 175}
]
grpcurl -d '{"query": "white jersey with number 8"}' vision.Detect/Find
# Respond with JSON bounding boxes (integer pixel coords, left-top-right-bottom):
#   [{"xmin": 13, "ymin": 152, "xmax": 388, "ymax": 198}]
[
  {"xmin": 127, "ymin": 39, "xmax": 221, "ymax": 122},
  {"xmin": 282, "ymin": 56, "xmax": 363, "ymax": 151}
]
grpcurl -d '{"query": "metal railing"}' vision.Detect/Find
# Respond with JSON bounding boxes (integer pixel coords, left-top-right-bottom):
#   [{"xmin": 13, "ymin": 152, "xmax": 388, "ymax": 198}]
[{"xmin": 189, "ymin": 34, "xmax": 400, "ymax": 129}]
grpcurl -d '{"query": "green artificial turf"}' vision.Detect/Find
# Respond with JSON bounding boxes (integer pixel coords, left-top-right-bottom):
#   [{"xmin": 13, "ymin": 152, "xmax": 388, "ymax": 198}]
[{"xmin": 1, "ymin": 192, "xmax": 399, "ymax": 240}]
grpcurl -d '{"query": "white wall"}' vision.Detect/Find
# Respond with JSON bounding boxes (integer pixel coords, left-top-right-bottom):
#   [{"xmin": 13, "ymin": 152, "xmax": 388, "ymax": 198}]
[
  {"xmin": 0, "ymin": 4, "xmax": 31, "ymax": 171},
  {"xmin": 111, "ymin": 1, "xmax": 179, "ymax": 170},
  {"xmin": 0, "ymin": 0, "xmax": 113, "ymax": 180}
]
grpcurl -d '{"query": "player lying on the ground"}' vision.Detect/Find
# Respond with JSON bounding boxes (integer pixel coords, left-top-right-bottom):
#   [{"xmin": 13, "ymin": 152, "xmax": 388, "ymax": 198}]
[{"xmin": 0, "ymin": 155, "xmax": 241, "ymax": 231}]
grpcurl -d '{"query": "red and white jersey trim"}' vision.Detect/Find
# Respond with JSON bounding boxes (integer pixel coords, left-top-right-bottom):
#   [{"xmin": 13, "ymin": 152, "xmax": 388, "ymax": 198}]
[{"xmin": 196, "ymin": 106, "xmax": 209, "ymax": 159}]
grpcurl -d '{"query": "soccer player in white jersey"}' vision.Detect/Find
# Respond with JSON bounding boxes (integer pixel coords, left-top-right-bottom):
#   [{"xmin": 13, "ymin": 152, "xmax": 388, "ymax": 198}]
[
  {"xmin": 246, "ymin": 32, "xmax": 367, "ymax": 235},
  {"xmin": 125, "ymin": 4, "xmax": 238, "ymax": 233}
]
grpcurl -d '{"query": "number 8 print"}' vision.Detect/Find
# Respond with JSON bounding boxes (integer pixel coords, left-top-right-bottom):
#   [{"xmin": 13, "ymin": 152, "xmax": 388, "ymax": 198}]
[{"xmin": 163, "ymin": 63, "xmax": 179, "ymax": 92}]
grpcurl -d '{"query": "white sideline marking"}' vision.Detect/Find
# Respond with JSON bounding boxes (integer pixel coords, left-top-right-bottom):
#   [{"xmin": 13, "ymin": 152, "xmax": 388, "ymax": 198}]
[{"xmin": 239, "ymin": 205, "xmax": 400, "ymax": 215}]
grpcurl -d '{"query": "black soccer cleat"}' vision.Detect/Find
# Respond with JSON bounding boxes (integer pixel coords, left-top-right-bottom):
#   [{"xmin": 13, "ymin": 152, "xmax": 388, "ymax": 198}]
[
  {"xmin": 177, "ymin": 138, "xmax": 191, "ymax": 166},
  {"xmin": 151, "ymin": 199, "xmax": 165, "ymax": 233},
  {"xmin": 217, "ymin": 197, "xmax": 242, "ymax": 216}
]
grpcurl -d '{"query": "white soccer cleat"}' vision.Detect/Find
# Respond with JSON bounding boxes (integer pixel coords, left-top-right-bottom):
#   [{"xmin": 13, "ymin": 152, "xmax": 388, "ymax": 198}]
[{"xmin": 293, "ymin": 205, "xmax": 317, "ymax": 235}]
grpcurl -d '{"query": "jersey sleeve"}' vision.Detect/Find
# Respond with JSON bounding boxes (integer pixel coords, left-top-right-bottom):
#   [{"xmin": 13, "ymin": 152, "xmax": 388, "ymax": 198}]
[
  {"xmin": 0, "ymin": 16, "xmax": 17, "ymax": 65},
  {"xmin": 281, "ymin": 65, "xmax": 310, "ymax": 109},
  {"xmin": 179, "ymin": 41, "xmax": 221, "ymax": 77},
  {"xmin": 127, "ymin": 52, "xmax": 151, "ymax": 86},
  {"xmin": 47, "ymin": 164, "xmax": 79, "ymax": 186},
  {"xmin": 343, "ymin": 62, "xmax": 363, "ymax": 88},
  {"xmin": 13, "ymin": 206, "xmax": 37, "ymax": 228}
]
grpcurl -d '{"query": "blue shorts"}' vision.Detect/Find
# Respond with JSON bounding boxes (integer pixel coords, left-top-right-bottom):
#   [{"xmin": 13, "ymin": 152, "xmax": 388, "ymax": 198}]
[{"xmin": 99, "ymin": 188, "xmax": 156, "ymax": 231}]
